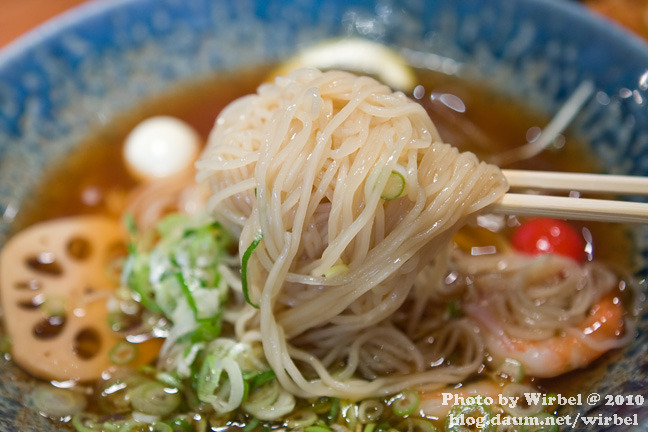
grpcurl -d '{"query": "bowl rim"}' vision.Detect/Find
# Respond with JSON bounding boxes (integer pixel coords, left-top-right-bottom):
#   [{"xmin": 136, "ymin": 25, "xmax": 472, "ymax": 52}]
[{"xmin": 1, "ymin": 1, "xmax": 648, "ymax": 431}]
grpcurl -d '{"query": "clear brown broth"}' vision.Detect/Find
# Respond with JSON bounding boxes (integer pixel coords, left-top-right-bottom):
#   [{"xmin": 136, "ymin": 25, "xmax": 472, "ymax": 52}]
[{"xmin": 7, "ymin": 65, "xmax": 639, "ymax": 426}]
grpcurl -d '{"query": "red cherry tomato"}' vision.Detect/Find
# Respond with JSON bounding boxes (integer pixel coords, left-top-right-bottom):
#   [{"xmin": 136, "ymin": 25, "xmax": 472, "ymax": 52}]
[{"xmin": 512, "ymin": 218, "xmax": 585, "ymax": 262}]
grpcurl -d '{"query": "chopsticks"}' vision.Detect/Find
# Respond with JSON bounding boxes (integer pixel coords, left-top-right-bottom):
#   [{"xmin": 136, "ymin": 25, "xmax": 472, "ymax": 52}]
[
  {"xmin": 502, "ymin": 170, "xmax": 648, "ymax": 196},
  {"xmin": 491, "ymin": 170, "xmax": 648, "ymax": 224}
]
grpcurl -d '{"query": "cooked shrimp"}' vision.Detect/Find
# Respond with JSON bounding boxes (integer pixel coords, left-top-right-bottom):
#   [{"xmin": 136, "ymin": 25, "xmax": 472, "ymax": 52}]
[{"xmin": 471, "ymin": 295, "xmax": 630, "ymax": 378}]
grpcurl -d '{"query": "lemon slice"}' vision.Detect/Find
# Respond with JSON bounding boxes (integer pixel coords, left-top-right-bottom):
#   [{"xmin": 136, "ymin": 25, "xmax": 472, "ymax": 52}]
[{"xmin": 270, "ymin": 38, "xmax": 417, "ymax": 92}]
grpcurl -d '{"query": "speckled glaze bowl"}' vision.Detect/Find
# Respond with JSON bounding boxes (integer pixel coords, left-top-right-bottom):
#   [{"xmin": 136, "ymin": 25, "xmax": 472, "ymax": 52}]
[{"xmin": 1, "ymin": 0, "xmax": 648, "ymax": 430}]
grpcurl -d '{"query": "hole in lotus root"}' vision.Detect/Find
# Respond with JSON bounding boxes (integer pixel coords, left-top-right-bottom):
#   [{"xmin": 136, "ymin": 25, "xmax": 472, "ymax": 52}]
[
  {"xmin": 74, "ymin": 328, "xmax": 102, "ymax": 359},
  {"xmin": 67, "ymin": 236, "xmax": 92, "ymax": 261},
  {"xmin": 18, "ymin": 295, "xmax": 44, "ymax": 310},
  {"xmin": 26, "ymin": 253, "xmax": 63, "ymax": 276},
  {"xmin": 14, "ymin": 279, "xmax": 42, "ymax": 290},
  {"xmin": 33, "ymin": 316, "xmax": 66, "ymax": 339}
]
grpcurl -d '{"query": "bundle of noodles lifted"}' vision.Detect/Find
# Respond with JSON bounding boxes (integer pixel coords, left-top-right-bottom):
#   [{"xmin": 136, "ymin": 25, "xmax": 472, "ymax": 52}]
[{"xmin": 196, "ymin": 68, "xmax": 509, "ymax": 399}]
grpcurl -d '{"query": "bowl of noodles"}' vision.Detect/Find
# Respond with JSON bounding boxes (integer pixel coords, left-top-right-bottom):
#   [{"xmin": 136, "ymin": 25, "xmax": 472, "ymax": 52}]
[{"xmin": 1, "ymin": 0, "xmax": 648, "ymax": 431}]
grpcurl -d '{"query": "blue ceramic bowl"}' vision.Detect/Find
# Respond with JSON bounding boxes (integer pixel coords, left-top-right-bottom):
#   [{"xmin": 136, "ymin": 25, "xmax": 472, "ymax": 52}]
[{"xmin": 1, "ymin": 0, "xmax": 648, "ymax": 430}]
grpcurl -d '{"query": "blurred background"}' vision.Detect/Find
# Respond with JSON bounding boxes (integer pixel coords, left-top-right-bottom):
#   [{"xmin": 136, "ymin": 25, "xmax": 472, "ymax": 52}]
[
  {"xmin": 0, "ymin": 0, "xmax": 87, "ymax": 48},
  {"xmin": 0, "ymin": 0, "xmax": 646, "ymax": 48}
]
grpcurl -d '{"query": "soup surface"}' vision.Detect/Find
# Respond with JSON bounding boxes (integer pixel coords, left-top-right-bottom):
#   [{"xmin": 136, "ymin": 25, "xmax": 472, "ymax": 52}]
[{"xmin": 3, "ymin": 66, "xmax": 639, "ymax": 431}]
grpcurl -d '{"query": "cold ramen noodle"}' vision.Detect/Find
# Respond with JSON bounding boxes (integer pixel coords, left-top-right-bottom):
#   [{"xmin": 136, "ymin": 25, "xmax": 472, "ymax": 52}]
[{"xmin": 0, "ymin": 68, "xmax": 639, "ymax": 431}]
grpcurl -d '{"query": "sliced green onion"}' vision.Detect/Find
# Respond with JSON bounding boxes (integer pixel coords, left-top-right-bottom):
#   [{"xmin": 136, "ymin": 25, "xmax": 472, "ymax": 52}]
[
  {"xmin": 244, "ymin": 369, "xmax": 277, "ymax": 391},
  {"xmin": 156, "ymin": 372, "xmax": 182, "ymax": 389},
  {"xmin": 138, "ymin": 365, "xmax": 157, "ymax": 376},
  {"xmin": 31, "ymin": 385, "xmax": 87, "ymax": 418},
  {"xmin": 119, "ymin": 420, "xmax": 155, "ymax": 431},
  {"xmin": 183, "ymin": 319, "xmax": 222, "ymax": 344},
  {"xmin": 494, "ymin": 358, "xmax": 524, "ymax": 383},
  {"xmin": 327, "ymin": 397, "xmax": 340, "ymax": 424},
  {"xmin": 286, "ymin": 409, "xmax": 318, "ymax": 428},
  {"xmin": 381, "ymin": 171, "xmax": 405, "ymax": 200},
  {"xmin": 403, "ymin": 418, "xmax": 438, "ymax": 432},
  {"xmin": 196, "ymin": 353, "xmax": 222, "ymax": 401},
  {"xmin": 195, "ymin": 417, "xmax": 209, "ymax": 432},
  {"xmin": 243, "ymin": 417, "xmax": 261, "ymax": 432},
  {"xmin": 40, "ymin": 295, "xmax": 66, "ymax": 317},
  {"xmin": 446, "ymin": 402, "xmax": 495, "ymax": 432},
  {"xmin": 109, "ymin": 341, "xmax": 138, "ymax": 365},
  {"xmin": 101, "ymin": 422, "xmax": 121, "ymax": 432},
  {"xmin": 341, "ymin": 400, "xmax": 359, "ymax": 430},
  {"xmin": 305, "ymin": 427, "xmax": 332, "ymax": 432},
  {"xmin": 363, "ymin": 423, "xmax": 376, "ymax": 432},
  {"xmin": 242, "ymin": 379, "xmax": 280, "ymax": 412},
  {"xmin": 241, "ymin": 234, "xmax": 263, "ymax": 308},
  {"xmin": 311, "ymin": 397, "xmax": 332, "ymax": 414},
  {"xmin": 152, "ymin": 423, "xmax": 173, "ymax": 432},
  {"xmin": 71, "ymin": 412, "xmax": 104, "ymax": 432},
  {"xmin": 98, "ymin": 381, "xmax": 131, "ymax": 415},
  {"xmin": 107, "ymin": 308, "xmax": 140, "ymax": 332},
  {"xmin": 168, "ymin": 417, "xmax": 193, "ymax": 432},
  {"xmin": 175, "ymin": 272, "xmax": 199, "ymax": 318},
  {"xmin": 125, "ymin": 256, "xmax": 161, "ymax": 313},
  {"xmin": 245, "ymin": 387, "xmax": 295, "ymax": 421},
  {"xmin": 358, "ymin": 399, "xmax": 384, "ymax": 423},
  {"xmin": 391, "ymin": 389, "xmax": 420, "ymax": 417},
  {"xmin": 129, "ymin": 381, "xmax": 181, "ymax": 417},
  {"xmin": 155, "ymin": 213, "xmax": 190, "ymax": 238}
]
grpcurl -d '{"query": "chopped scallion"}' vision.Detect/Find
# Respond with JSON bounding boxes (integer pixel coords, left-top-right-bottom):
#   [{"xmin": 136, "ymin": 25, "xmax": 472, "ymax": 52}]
[
  {"xmin": 391, "ymin": 389, "xmax": 420, "ymax": 417},
  {"xmin": 244, "ymin": 369, "xmax": 276, "ymax": 391},
  {"xmin": 71, "ymin": 412, "xmax": 103, "ymax": 432},
  {"xmin": 311, "ymin": 397, "xmax": 332, "ymax": 414},
  {"xmin": 241, "ymin": 234, "xmax": 263, "ymax": 308},
  {"xmin": 446, "ymin": 402, "xmax": 494, "ymax": 432},
  {"xmin": 363, "ymin": 423, "xmax": 376, "ymax": 432},
  {"xmin": 327, "ymin": 397, "xmax": 340, "ymax": 424},
  {"xmin": 381, "ymin": 171, "xmax": 406, "ymax": 200},
  {"xmin": 40, "ymin": 295, "xmax": 66, "ymax": 318},
  {"xmin": 286, "ymin": 409, "xmax": 318, "ymax": 428},
  {"xmin": 494, "ymin": 358, "xmax": 524, "ymax": 384},
  {"xmin": 31, "ymin": 385, "xmax": 87, "ymax": 419},
  {"xmin": 243, "ymin": 418, "xmax": 261, "ymax": 432},
  {"xmin": 152, "ymin": 422, "xmax": 173, "ymax": 432},
  {"xmin": 305, "ymin": 426, "xmax": 332, "ymax": 432},
  {"xmin": 168, "ymin": 417, "xmax": 193, "ymax": 432},
  {"xmin": 175, "ymin": 272, "xmax": 199, "ymax": 317},
  {"xmin": 129, "ymin": 381, "xmax": 181, "ymax": 417},
  {"xmin": 109, "ymin": 341, "xmax": 138, "ymax": 365},
  {"xmin": 402, "ymin": 418, "xmax": 438, "ymax": 432},
  {"xmin": 156, "ymin": 372, "xmax": 182, "ymax": 389}
]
